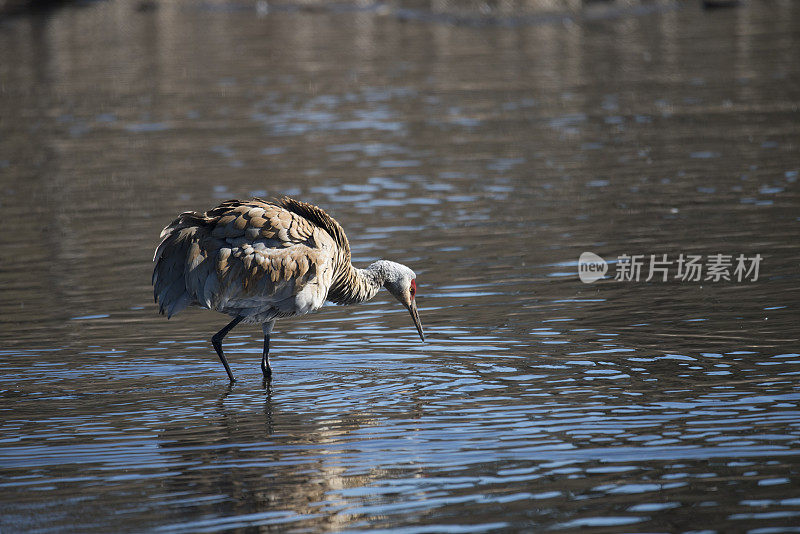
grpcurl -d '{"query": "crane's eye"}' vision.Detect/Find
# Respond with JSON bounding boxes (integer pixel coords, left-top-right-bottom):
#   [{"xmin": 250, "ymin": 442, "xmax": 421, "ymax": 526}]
[{"xmin": 410, "ymin": 279, "xmax": 417, "ymax": 297}]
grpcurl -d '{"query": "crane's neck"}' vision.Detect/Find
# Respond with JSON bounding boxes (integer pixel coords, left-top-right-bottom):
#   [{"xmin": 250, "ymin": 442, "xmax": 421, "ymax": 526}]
[{"xmin": 326, "ymin": 262, "xmax": 386, "ymax": 305}]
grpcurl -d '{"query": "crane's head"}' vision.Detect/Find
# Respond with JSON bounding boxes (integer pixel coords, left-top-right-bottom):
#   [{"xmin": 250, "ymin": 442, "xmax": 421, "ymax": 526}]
[{"xmin": 373, "ymin": 260, "xmax": 425, "ymax": 342}]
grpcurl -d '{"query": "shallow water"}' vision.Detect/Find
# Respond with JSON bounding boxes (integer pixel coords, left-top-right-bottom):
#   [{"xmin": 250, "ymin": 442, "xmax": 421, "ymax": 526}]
[{"xmin": 1, "ymin": 0, "xmax": 799, "ymax": 532}]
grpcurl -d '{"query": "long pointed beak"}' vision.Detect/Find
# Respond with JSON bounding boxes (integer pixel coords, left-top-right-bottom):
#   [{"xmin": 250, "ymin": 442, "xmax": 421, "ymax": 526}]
[{"xmin": 408, "ymin": 299, "xmax": 425, "ymax": 342}]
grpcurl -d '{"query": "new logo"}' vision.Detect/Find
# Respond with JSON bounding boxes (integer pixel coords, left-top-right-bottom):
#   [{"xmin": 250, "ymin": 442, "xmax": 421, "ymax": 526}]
[{"xmin": 578, "ymin": 252, "xmax": 608, "ymax": 283}]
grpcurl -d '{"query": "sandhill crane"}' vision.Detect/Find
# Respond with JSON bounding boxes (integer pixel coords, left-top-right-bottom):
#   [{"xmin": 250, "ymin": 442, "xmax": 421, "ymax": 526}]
[{"xmin": 152, "ymin": 196, "xmax": 425, "ymax": 382}]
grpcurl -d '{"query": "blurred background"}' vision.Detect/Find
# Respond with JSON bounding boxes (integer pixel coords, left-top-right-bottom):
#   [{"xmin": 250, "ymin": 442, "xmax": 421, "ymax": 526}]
[{"xmin": 1, "ymin": 0, "xmax": 799, "ymax": 532}]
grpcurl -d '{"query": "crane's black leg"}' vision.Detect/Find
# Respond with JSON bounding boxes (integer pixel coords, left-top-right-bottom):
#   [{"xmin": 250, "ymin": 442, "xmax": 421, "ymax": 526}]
[
  {"xmin": 261, "ymin": 321, "xmax": 275, "ymax": 380},
  {"xmin": 261, "ymin": 334, "xmax": 272, "ymax": 379},
  {"xmin": 211, "ymin": 316, "xmax": 243, "ymax": 382}
]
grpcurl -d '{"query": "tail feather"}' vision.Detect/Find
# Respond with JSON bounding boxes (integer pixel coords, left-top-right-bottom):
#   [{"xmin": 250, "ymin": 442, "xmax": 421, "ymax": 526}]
[
  {"xmin": 166, "ymin": 292, "xmax": 192, "ymax": 319},
  {"xmin": 153, "ymin": 212, "xmax": 209, "ymax": 318},
  {"xmin": 157, "ymin": 276, "xmax": 186, "ymax": 316},
  {"xmin": 202, "ymin": 272, "xmax": 220, "ymax": 310}
]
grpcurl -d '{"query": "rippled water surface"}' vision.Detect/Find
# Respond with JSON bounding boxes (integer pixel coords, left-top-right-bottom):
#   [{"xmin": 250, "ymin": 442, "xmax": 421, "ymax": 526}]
[{"xmin": 1, "ymin": 0, "xmax": 799, "ymax": 532}]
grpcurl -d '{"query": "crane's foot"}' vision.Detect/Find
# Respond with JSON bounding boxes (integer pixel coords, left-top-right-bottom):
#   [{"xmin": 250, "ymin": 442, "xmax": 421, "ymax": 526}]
[
  {"xmin": 261, "ymin": 332, "xmax": 272, "ymax": 380},
  {"xmin": 261, "ymin": 355, "xmax": 272, "ymax": 392},
  {"xmin": 212, "ymin": 338, "xmax": 236, "ymax": 383}
]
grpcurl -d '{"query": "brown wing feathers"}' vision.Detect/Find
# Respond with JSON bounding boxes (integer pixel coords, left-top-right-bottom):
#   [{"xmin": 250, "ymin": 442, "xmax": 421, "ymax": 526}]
[
  {"xmin": 152, "ymin": 197, "xmax": 339, "ymax": 318},
  {"xmin": 278, "ymin": 196, "xmax": 350, "ymax": 261}
]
